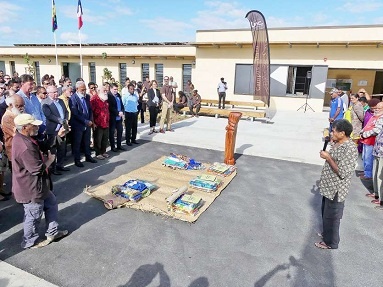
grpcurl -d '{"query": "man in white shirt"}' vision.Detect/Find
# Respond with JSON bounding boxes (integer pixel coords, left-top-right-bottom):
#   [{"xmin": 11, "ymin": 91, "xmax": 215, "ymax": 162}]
[
  {"xmin": 217, "ymin": 77, "xmax": 228, "ymax": 109},
  {"xmin": 169, "ymin": 76, "xmax": 178, "ymax": 98}
]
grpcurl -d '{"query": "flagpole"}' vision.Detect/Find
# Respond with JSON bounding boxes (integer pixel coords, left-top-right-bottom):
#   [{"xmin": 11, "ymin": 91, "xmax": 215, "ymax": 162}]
[
  {"xmin": 79, "ymin": 29, "xmax": 83, "ymax": 78},
  {"xmin": 52, "ymin": 0, "xmax": 59, "ymax": 79},
  {"xmin": 53, "ymin": 31, "xmax": 59, "ymax": 79}
]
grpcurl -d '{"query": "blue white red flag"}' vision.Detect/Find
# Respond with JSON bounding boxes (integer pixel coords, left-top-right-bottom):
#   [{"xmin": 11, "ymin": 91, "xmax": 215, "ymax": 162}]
[{"xmin": 77, "ymin": 0, "xmax": 83, "ymax": 30}]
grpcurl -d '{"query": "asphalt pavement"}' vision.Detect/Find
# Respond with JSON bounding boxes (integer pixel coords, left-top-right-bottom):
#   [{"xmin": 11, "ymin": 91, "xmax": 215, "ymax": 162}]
[{"xmin": 0, "ymin": 110, "xmax": 382, "ymax": 287}]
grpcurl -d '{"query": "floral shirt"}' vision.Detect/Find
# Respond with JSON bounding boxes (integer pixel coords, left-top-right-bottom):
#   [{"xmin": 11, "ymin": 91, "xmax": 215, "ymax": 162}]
[
  {"xmin": 1, "ymin": 110, "xmax": 16, "ymax": 159},
  {"xmin": 373, "ymin": 128, "xmax": 383, "ymax": 157},
  {"xmin": 350, "ymin": 102, "xmax": 364, "ymax": 138},
  {"xmin": 319, "ymin": 139, "xmax": 358, "ymax": 202},
  {"xmin": 90, "ymin": 95, "xmax": 110, "ymax": 129},
  {"xmin": 361, "ymin": 115, "xmax": 383, "ymax": 145}
]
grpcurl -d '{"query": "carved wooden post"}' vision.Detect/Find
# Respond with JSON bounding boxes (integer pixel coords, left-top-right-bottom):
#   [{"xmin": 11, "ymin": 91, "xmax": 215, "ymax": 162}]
[{"xmin": 224, "ymin": 112, "xmax": 242, "ymax": 165}]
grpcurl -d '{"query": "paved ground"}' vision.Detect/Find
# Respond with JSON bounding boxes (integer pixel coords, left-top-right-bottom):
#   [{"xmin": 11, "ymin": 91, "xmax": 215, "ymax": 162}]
[{"xmin": 0, "ymin": 110, "xmax": 382, "ymax": 287}]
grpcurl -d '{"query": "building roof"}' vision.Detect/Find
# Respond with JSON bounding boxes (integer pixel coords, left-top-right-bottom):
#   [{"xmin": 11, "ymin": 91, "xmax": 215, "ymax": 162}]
[{"xmin": 12, "ymin": 42, "xmax": 191, "ymax": 48}]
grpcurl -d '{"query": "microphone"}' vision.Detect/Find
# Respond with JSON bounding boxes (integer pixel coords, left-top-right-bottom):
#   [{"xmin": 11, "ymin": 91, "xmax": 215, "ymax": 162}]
[{"xmin": 323, "ymin": 136, "xmax": 330, "ymax": 151}]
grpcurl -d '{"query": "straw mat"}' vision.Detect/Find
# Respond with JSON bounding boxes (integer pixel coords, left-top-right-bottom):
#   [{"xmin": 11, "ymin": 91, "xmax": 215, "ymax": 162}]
[{"xmin": 84, "ymin": 156, "xmax": 237, "ymax": 223}]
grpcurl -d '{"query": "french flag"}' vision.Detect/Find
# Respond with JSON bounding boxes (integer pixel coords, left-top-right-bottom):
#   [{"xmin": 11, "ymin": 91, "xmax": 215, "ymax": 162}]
[{"xmin": 77, "ymin": 0, "xmax": 83, "ymax": 30}]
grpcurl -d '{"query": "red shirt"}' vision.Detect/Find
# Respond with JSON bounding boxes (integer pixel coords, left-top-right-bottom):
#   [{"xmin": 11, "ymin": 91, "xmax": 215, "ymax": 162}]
[{"xmin": 90, "ymin": 95, "xmax": 110, "ymax": 128}]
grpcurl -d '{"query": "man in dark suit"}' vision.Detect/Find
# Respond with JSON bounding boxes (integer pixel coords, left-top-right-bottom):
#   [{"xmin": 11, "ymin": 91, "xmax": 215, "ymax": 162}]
[
  {"xmin": 69, "ymin": 81, "xmax": 97, "ymax": 167},
  {"xmin": 107, "ymin": 83, "xmax": 125, "ymax": 152},
  {"xmin": 43, "ymin": 85, "xmax": 70, "ymax": 175}
]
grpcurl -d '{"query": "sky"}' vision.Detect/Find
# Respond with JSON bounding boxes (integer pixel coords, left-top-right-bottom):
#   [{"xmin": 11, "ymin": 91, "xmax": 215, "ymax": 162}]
[{"xmin": 1, "ymin": 0, "xmax": 382, "ymax": 46}]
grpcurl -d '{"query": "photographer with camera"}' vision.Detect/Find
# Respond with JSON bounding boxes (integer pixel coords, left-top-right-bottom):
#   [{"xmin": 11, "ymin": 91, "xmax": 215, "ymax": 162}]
[
  {"xmin": 42, "ymin": 85, "xmax": 70, "ymax": 175},
  {"xmin": 136, "ymin": 81, "xmax": 146, "ymax": 124}
]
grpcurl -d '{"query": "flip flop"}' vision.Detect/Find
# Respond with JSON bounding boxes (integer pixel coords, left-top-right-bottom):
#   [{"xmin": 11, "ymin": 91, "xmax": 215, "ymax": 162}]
[
  {"xmin": 365, "ymin": 193, "xmax": 375, "ymax": 198},
  {"xmin": 314, "ymin": 241, "xmax": 332, "ymax": 249}
]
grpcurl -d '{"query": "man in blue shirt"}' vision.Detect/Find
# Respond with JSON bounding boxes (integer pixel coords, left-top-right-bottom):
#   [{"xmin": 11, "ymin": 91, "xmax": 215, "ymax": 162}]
[
  {"xmin": 17, "ymin": 74, "xmax": 46, "ymax": 137},
  {"xmin": 329, "ymin": 88, "xmax": 344, "ymax": 130},
  {"xmin": 122, "ymin": 83, "xmax": 139, "ymax": 146}
]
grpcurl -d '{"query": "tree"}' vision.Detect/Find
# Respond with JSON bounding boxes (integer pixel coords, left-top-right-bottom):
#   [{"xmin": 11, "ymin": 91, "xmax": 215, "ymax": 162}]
[
  {"xmin": 23, "ymin": 53, "xmax": 35, "ymax": 77},
  {"xmin": 101, "ymin": 52, "xmax": 112, "ymax": 83}
]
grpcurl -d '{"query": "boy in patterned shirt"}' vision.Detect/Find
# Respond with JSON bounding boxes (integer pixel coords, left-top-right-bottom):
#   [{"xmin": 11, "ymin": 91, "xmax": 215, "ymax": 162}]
[{"xmin": 315, "ymin": 119, "xmax": 358, "ymax": 249}]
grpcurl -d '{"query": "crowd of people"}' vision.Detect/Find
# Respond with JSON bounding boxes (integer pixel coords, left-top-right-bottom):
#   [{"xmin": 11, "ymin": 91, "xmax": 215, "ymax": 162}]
[
  {"xmin": 0, "ymin": 70, "xmax": 204, "ymax": 248},
  {"xmin": 316, "ymin": 87, "xmax": 382, "ymax": 250}
]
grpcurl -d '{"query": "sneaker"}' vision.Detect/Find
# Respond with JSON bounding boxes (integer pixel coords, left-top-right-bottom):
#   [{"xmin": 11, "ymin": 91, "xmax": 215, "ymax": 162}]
[
  {"xmin": 30, "ymin": 230, "xmax": 69, "ymax": 249},
  {"xmin": 46, "ymin": 230, "xmax": 69, "ymax": 242},
  {"xmin": 148, "ymin": 130, "xmax": 154, "ymax": 135},
  {"xmin": 96, "ymin": 155, "xmax": 105, "ymax": 160},
  {"xmin": 102, "ymin": 153, "xmax": 110, "ymax": 158},
  {"xmin": 159, "ymin": 129, "xmax": 165, "ymax": 133},
  {"xmin": 29, "ymin": 239, "xmax": 51, "ymax": 249}
]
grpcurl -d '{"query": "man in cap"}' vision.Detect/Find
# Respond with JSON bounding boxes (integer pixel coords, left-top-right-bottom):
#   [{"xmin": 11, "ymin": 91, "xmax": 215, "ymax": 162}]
[
  {"xmin": 217, "ymin": 77, "xmax": 228, "ymax": 109},
  {"xmin": 328, "ymin": 88, "xmax": 344, "ymax": 130},
  {"xmin": 12, "ymin": 113, "xmax": 68, "ymax": 249}
]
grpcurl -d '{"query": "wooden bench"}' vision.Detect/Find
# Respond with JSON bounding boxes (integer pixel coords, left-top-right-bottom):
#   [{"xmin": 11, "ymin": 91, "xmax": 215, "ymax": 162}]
[
  {"xmin": 198, "ymin": 106, "xmax": 266, "ymax": 121},
  {"xmin": 180, "ymin": 99, "xmax": 266, "ymax": 121},
  {"xmin": 201, "ymin": 99, "xmax": 265, "ymax": 110}
]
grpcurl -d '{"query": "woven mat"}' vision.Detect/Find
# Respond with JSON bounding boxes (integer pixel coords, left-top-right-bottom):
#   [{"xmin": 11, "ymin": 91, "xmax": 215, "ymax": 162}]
[{"xmin": 84, "ymin": 156, "xmax": 237, "ymax": 223}]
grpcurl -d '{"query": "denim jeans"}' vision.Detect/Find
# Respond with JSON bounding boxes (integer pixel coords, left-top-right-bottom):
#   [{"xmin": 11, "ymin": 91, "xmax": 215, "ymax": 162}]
[{"xmin": 362, "ymin": 144, "xmax": 374, "ymax": 178}]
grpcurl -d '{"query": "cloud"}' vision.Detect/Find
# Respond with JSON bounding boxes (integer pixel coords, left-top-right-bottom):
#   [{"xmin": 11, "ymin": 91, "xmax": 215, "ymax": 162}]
[
  {"xmin": 191, "ymin": 1, "xmax": 249, "ymax": 29},
  {"xmin": 340, "ymin": 0, "xmax": 383, "ymax": 13},
  {"xmin": 0, "ymin": 26, "xmax": 13, "ymax": 34},
  {"xmin": 140, "ymin": 18, "xmax": 194, "ymax": 41},
  {"xmin": 0, "ymin": 2, "xmax": 22, "ymax": 23},
  {"xmin": 266, "ymin": 17, "xmax": 290, "ymax": 28},
  {"xmin": 60, "ymin": 5, "xmax": 108, "ymax": 25},
  {"xmin": 60, "ymin": 32, "xmax": 89, "ymax": 44},
  {"xmin": 113, "ymin": 6, "xmax": 133, "ymax": 16},
  {"xmin": 60, "ymin": 3, "xmax": 132, "ymax": 25}
]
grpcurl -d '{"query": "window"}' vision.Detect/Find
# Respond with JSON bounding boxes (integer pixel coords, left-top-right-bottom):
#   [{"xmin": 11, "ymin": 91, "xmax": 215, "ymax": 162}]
[
  {"xmin": 89, "ymin": 62, "xmax": 96, "ymax": 83},
  {"xmin": 141, "ymin": 63, "xmax": 149, "ymax": 81},
  {"xmin": 155, "ymin": 64, "xmax": 163, "ymax": 88},
  {"xmin": 182, "ymin": 64, "xmax": 192, "ymax": 92},
  {"xmin": 119, "ymin": 63, "xmax": 127, "ymax": 84},
  {"xmin": 0, "ymin": 61, "xmax": 5, "ymax": 74},
  {"xmin": 10, "ymin": 61, "xmax": 15, "ymax": 75},
  {"xmin": 34, "ymin": 61, "xmax": 41, "ymax": 85},
  {"xmin": 234, "ymin": 64, "xmax": 253, "ymax": 95}
]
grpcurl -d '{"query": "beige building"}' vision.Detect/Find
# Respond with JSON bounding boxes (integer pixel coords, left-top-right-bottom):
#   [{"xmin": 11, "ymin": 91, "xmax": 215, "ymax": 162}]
[{"xmin": 1, "ymin": 24, "xmax": 382, "ymax": 111}]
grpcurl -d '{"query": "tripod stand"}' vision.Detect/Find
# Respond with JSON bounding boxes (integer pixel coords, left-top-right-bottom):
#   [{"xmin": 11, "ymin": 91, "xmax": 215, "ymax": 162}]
[
  {"xmin": 297, "ymin": 93, "xmax": 315, "ymax": 112},
  {"xmin": 297, "ymin": 74, "xmax": 315, "ymax": 112}
]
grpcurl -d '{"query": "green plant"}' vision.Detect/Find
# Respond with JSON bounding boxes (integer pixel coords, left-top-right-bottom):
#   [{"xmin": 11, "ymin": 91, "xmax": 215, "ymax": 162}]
[
  {"xmin": 103, "ymin": 67, "xmax": 113, "ymax": 83},
  {"xmin": 23, "ymin": 53, "xmax": 35, "ymax": 77}
]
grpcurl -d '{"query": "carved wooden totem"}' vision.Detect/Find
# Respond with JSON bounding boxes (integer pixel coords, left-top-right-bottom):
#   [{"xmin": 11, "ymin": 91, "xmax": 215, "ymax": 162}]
[{"xmin": 224, "ymin": 112, "xmax": 242, "ymax": 165}]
